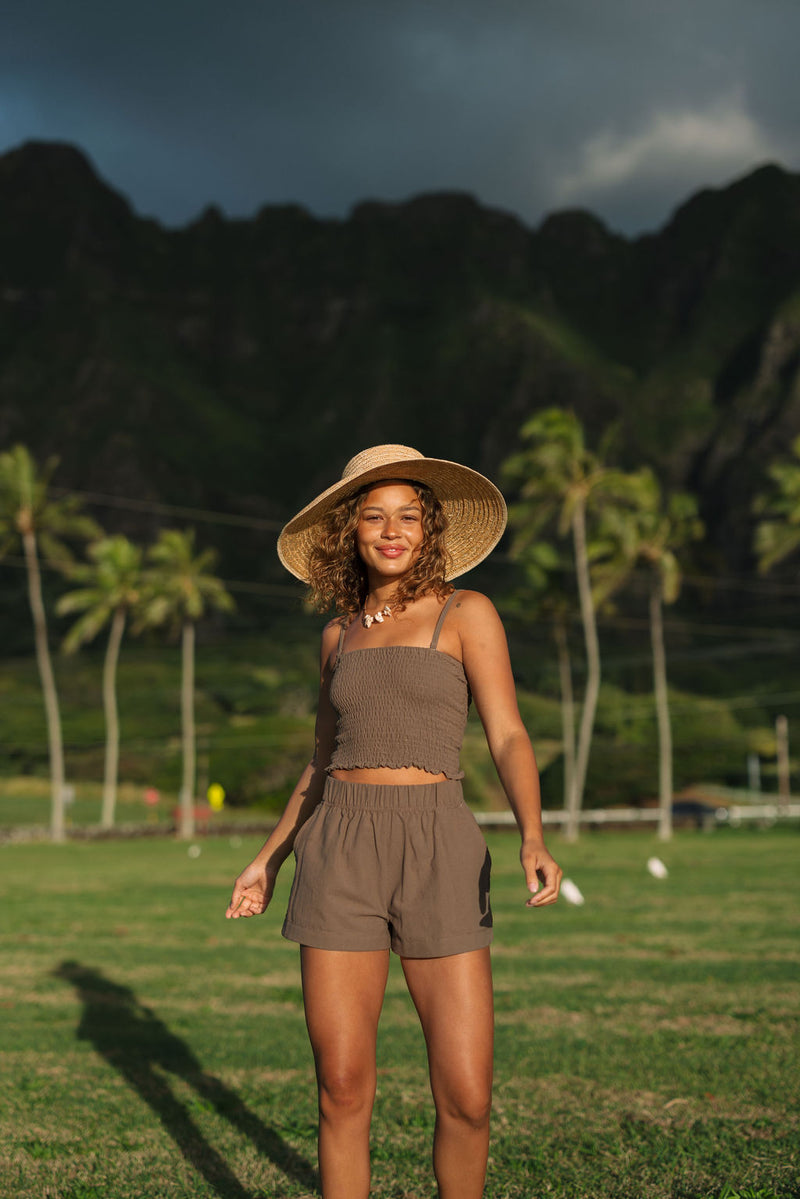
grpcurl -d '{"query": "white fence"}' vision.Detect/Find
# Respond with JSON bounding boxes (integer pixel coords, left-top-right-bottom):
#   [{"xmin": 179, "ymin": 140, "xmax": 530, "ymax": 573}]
[{"xmin": 474, "ymin": 802, "xmax": 800, "ymax": 828}]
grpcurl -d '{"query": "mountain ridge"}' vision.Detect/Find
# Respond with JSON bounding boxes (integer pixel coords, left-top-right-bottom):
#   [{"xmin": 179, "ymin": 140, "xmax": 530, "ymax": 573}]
[{"xmin": 1, "ymin": 140, "xmax": 800, "ymax": 601}]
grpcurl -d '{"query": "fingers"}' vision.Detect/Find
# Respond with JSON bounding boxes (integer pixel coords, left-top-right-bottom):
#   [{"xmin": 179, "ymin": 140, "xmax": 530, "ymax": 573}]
[
  {"xmin": 225, "ymin": 887, "xmax": 246, "ymax": 919},
  {"xmin": 226, "ymin": 886, "xmax": 259, "ymax": 919},
  {"xmin": 226, "ymin": 871, "xmax": 272, "ymax": 918},
  {"xmin": 525, "ymin": 858, "xmax": 563, "ymax": 908}
]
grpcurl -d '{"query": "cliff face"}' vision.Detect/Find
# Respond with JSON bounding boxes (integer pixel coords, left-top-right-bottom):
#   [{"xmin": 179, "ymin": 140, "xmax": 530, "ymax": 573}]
[{"xmin": 2, "ymin": 141, "xmax": 800, "ymax": 584}]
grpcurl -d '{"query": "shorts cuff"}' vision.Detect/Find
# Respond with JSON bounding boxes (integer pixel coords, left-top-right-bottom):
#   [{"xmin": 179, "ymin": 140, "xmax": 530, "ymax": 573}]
[
  {"xmin": 392, "ymin": 928, "xmax": 493, "ymax": 959},
  {"xmin": 281, "ymin": 919, "xmax": 390, "ymax": 952}
]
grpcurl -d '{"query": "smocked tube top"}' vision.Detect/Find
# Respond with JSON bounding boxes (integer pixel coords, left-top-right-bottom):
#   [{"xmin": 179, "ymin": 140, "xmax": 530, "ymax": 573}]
[{"xmin": 327, "ymin": 644, "xmax": 469, "ymax": 780}]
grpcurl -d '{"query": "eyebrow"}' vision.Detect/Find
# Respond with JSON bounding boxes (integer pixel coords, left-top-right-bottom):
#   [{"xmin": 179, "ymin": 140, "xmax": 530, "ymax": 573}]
[{"xmin": 362, "ymin": 503, "xmax": 422, "ymax": 513}]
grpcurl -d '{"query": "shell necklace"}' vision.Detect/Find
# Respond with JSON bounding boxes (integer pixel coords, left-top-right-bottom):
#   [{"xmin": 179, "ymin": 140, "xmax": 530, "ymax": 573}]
[{"xmin": 362, "ymin": 604, "xmax": 392, "ymax": 629}]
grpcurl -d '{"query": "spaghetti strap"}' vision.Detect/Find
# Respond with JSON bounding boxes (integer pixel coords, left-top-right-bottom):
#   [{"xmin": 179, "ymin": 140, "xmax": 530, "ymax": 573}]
[
  {"xmin": 333, "ymin": 620, "xmax": 348, "ymax": 668},
  {"xmin": 429, "ymin": 591, "xmax": 460, "ymax": 650}
]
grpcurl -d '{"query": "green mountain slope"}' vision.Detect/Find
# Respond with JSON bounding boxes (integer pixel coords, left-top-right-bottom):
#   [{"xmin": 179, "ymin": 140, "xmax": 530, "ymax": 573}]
[{"xmin": 1, "ymin": 140, "xmax": 800, "ymax": 593}]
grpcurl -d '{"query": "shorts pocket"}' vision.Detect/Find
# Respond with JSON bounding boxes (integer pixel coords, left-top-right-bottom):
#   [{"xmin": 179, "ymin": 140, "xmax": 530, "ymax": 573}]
[
  {"xmin": 293, "ymin": 805, "xmax": 322, "ymax": 858},
  {"xmin": 457, "ymin": 801, "xmax": 490, "ymax": 855}
]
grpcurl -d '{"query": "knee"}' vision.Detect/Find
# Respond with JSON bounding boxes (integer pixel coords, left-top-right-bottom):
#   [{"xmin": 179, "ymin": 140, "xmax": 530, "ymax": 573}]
[
  {"xmin": 317, "ymin": 1063, "xmax": 375, "ymax": 1121},
  {"xmin": 437, "ymin": 1083, "xmax": 492, "ymax": 1132}
]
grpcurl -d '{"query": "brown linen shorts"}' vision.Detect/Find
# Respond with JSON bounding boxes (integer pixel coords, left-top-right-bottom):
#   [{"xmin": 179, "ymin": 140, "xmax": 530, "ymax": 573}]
[{"xmin": 282, "ymin": 775, "xmax": 492, "ymax": 957}]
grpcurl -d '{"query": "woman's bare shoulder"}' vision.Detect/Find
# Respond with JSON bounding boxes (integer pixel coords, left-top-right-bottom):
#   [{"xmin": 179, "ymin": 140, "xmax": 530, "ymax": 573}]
[
  {"xmin": 448, "ymin": 590, "xmax": 505, "ymax": 642},
  {"xmin": 320, "ymin": 616, "xmax": 347, "ymax": 666},
  {"xmin": 451, "ymin": 590, "xmax": 500, "ymax": 620}
]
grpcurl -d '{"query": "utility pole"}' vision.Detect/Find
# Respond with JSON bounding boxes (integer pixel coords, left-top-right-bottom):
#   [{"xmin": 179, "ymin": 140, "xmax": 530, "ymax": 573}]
[{"xmin": 776, "ymin": 715, "xmax": 790, "ymax": 810}]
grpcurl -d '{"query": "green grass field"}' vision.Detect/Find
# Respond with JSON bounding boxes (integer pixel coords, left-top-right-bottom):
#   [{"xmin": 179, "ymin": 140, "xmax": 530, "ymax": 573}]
[{"xmin": 0, "ymin": 827, "xmax": 798, "ymax": 1199}]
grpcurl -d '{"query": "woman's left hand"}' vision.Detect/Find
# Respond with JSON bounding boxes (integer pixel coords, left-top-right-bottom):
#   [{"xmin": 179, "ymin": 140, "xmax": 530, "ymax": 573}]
[
  {"xmin": 226, "ymin": 859, "xmax": 276, "ymax": 918},
  {"xmin": 521, "ymin": 842, "xmax": 563, "ymax": 907}
]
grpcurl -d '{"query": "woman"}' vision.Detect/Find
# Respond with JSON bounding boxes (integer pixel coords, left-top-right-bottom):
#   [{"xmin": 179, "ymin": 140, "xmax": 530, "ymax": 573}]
[{"xmin": 226, "ymin": 444, "xmax": 562, "ymax": 1199}]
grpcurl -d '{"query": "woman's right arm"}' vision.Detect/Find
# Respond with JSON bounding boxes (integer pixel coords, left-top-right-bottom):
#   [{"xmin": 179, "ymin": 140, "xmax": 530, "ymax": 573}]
[{"xmin": 225, "ymin": 619, "xmax": 341, "ymax": 919}]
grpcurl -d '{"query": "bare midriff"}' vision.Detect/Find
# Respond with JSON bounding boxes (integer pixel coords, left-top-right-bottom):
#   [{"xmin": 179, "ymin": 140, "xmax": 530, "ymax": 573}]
[{"xmin": 330, "ymin": 766, "xmax": 449, "ymax": 785}]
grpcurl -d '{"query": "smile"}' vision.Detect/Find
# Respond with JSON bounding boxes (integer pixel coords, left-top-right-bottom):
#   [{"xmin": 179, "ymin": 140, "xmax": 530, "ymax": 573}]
[{"xmin": 377, "ymin": 546, "xmax": 406, "ymax": 557}]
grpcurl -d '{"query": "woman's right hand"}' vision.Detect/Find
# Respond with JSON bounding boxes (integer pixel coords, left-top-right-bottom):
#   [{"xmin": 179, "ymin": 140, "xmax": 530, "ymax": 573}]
[{"xmin": 225, "ymin": 859, "xmax": 276, "ymax": 919}]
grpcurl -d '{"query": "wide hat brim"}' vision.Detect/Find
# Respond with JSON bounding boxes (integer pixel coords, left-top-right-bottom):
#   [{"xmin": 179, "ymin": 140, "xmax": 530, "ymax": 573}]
[{"xmin": 277, "ymin": 444, "xmax": 507, "ymax": 583}]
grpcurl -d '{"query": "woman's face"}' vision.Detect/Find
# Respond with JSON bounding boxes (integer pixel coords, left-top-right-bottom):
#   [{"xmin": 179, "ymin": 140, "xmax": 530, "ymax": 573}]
[{"xmin": 355, "ymin": 482, "xmax": 425, "ymax": 581}]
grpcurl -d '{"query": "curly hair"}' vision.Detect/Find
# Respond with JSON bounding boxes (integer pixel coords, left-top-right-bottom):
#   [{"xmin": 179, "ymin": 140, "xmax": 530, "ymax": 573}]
[{"xmin": 306, "ymin": 480, "xmax": 453, "ymax": 618}]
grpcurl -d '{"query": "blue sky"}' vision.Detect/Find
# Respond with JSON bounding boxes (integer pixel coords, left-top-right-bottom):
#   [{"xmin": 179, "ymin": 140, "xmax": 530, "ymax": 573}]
[{"xmin": 2, "ymin": 0, "xmax": 798, "ymax": 234}]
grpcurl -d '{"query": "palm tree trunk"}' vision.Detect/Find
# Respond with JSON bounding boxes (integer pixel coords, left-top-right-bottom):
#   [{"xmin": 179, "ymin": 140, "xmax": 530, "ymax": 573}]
[
  {"xmin": 553, "ymin": 617, "xmax": 576, "ymax": 816},
  {"xmin": 101, "ymin": 606, "xmax": 126, "ymax": 829},
  {"xmin": 650, "ymin": 581, "xmax": 673, "ymax": 841},
  {"xmin": 568, "ymin": 496, "xmax": 601, "ymax": 841},
  {"xmin": 179, "ymin": 619, "xmax": 196, "ymax": 840},
  {"xmin": 22, "ymin": 528, "xmax": 66, "ymax": 842}
]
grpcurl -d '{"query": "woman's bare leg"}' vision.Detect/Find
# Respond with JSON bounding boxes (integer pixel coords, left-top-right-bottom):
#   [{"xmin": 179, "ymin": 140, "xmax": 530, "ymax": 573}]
[
  {"xmin": 402, "ymin": 948, "xmax": 494, "ymax": 1199},
  {"xmin": 301, "ymin": 947, "xmax": 390, "ymax": 1199}
]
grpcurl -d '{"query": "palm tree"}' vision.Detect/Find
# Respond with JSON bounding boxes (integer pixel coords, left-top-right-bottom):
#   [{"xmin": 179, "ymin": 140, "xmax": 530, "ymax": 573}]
[
  {"xmin": 505, "ymin": 538, "xmax": 577, "ymax": 814},
  {"xmin": 754, "ymin": 434, "xmax": 800, "ymax": 572},
  {"xmin": 0, "ymin": 446, "xmax": 99, "ymax": 841},
  {"xmin": 56, "ymin": 536, "xmax": 144, "ymax": 829},
  {"xmin": 503, "ymin": 408, "xmax": 630, "ymax": 840},
  {"xmin": 595, "ymin": 470, "xmax": 703, "ymax": 840},
  {"xmin": 138, "ymin": 529, "xmax": 234, "ymax": 839}
]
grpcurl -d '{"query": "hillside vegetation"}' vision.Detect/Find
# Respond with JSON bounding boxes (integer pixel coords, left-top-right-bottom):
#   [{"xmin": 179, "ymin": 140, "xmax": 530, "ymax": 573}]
[
  {"xmin": 1, "ymin": 142, "xmax": 799, "ymax": 816},
  {"xmin": 0, "ymin": 622, "xmax": 789, "ymax": 816}
]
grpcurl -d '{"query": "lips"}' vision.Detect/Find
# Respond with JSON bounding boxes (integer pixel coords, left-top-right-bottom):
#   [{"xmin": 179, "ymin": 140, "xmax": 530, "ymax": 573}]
[{"xmin": 377, "ymin": 545, "xmax": 405, "ymax": 557}]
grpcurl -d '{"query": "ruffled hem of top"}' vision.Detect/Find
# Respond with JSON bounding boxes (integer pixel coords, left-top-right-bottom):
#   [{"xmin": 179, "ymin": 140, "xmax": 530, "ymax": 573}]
[{"xmin": 327, "ymin": 760, "xmax": 464, "ymax": 780}]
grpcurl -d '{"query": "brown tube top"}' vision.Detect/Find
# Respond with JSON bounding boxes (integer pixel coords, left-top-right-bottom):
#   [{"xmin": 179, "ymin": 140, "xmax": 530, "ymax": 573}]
[{"xmin": 327, "ymin": 595, "xmax": 469, "ymax": 780}]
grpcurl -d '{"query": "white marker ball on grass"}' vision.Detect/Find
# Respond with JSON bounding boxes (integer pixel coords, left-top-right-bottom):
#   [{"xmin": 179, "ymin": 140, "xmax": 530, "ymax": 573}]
[
  {"xmin": 560, "ymin": 878, "xmax": 585, "ymax": 906},
  {"xmin": 647, "ymin": 857, "xmax": 668, "ymax": 879}
]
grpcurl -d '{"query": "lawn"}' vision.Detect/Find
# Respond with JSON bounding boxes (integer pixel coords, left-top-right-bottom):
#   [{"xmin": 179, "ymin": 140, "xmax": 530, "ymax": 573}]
[{"xmin": 0, "ymin": 827, "xmax": 797, "ymax": 1198}]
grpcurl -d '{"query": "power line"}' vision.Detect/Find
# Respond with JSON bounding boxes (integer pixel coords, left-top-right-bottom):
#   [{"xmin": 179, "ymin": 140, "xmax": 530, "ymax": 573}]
[
  {"xmin": 28, "ymin": 482, "xmax": 800, "ymax": 595},
  {"xmin": 50, "ymin": 486, "xmax": 285, "ymax": 532},
  {"xmin": 681, "ymin": 571, "xmax": 800, "ymax": 597},
  {"xmin": 0, "ymin": 554, "xmax": 304, "ymax": 599},
  {"xmin": 7, "ymin": 479, "xmax": 800, "ymax": 596},
  {"xmin": 505, "ymin": 563, "xmax": 800, "ymax": 598},
  {"xmin": 2, "ymin": 552, "xmax": 798, "ymax": 649},
  {"xmin": 596, "ymin": 613, "xmax": 800, "ymax": 640}
]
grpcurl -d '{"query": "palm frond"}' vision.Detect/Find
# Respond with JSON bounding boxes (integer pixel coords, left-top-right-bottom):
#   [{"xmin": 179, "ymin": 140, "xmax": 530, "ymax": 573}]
[
  {"xmin": 61, "ymin": 606, "xmax": 113, "ymax": 654},
  {"xmin": 753, "ymin": 439, "xmax": 800, "ymax": 572}
]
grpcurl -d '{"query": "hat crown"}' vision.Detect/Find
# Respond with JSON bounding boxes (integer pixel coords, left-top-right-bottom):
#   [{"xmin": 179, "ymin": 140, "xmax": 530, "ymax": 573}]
[{"xmin": 342, "ymin": 445, "xmax": 423, "ymax": 482}]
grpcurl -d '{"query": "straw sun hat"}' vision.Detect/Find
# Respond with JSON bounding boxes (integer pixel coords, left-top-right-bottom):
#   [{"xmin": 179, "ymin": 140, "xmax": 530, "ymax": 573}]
[{"xmin": 277, "ymin": 444, "xmax": 507, "ymax": 583}]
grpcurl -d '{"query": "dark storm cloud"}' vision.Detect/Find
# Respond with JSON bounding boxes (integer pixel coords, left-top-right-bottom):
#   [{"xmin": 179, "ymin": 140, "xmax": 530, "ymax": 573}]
[{"xmin": 1, "ymin": 0, "xmax": 798, "ymax": 234}]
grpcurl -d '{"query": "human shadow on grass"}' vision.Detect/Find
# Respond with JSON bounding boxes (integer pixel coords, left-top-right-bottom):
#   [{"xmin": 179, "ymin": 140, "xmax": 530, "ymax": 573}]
[{"xmin": 54, "ymin": 961, "xmax": 319, "ymax": 1199}]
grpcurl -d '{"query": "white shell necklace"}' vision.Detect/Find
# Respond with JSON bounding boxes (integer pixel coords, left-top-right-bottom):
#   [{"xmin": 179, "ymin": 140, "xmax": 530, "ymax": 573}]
[{"xmin": 362, "ymin": 604, "xmax": 392, "ymax": 629}]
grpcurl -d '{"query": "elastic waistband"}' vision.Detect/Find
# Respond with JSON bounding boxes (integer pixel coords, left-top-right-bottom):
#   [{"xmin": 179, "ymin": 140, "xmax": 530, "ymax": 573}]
[{"xmin": 322, "ymin": 775, "xmax": 464, "ymax": 811}]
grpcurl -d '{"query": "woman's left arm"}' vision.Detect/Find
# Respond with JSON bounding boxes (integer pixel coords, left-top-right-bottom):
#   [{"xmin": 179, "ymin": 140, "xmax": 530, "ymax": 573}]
[{"xmin": 456, "ymin": 591, "xmax": 562, "ymax": 907}]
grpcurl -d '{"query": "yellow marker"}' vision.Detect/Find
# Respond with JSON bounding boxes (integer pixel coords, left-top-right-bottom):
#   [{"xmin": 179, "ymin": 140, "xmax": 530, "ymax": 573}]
[{"xmin": 207, "ymin": 783, "xmax": 225, "ymax": 811}]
